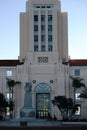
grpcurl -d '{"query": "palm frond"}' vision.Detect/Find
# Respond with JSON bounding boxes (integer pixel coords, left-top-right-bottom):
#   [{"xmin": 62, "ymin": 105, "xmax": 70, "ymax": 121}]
[
  {"xmin": 69, "ymin": 75, "xmax": 86, "ymax": 88},
  {"xmin": 79, "ymin": 87, "xmax": 87, "ymax": 98}
]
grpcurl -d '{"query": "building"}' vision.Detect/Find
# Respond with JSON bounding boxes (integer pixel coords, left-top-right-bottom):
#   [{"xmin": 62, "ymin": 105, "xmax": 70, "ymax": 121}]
[{"xmin": 0, "ymin": 0, "xmax": 87, "ymax": 120}]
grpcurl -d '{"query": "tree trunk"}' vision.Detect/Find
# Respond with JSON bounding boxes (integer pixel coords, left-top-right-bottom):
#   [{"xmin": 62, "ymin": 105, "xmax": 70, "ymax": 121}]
[{"xmin": 73, "ymin": 87, "xmax": 76, "ymax": 105}]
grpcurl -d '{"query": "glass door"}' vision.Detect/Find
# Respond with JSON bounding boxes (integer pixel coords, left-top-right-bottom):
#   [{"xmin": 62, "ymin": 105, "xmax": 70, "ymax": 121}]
[{"xmin": 36, "ymin": 93, "xmax": 50, "ymax": 118}]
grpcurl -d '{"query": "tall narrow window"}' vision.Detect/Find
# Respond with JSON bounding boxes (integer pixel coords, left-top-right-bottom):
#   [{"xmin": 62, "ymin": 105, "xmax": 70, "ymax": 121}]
[
  {"xmin": 41, "ymin": 35, "xmax": 45, "ymax": 41},
  {"xmin": 41, "ymin": 46, "xmax": 45, "ymax": 51},
  {"xmin": 34, "ymin": 45, "xmax": 38, "ymax": 51},
  {"xmin": 41, "ymin": 35, "xmax": 45, "ymax": 51},
  {"xmin": 34, "ymin": 13, "xmax": 38, "ymax": 51},
  {"xmin": 41, "ymin": 14, "xmax": 46, "ymax": 51},
  {"xmin": 48, "ymin": 12, "xmax": 53, "ymax": 52},
  {"xmin": 48, "ymin": 35, "xmax": 52, "ymax": 42},
  {"xmin": 48, "ymin": 25, "xmax": 52, "ymax": 31},
  {"xmin": 6, "ymin": 93, "xmax": 12, "ymax": 116},
  {"xmin": 48, "ymin": 45, "xmax": 52, "ymax": 51},
  {"xmin": 34, "ymin": 35, "xmax": 38, "ymax": 42},
  {"xmin": 48, "ymin": 15, "xmax": 52, "ymax": 22},
  {"xmin": 41, "ymin": 25, "xmax": 45, "ymax": 31},
  {"xmin": 41, "ymin": 15, "xmax": 45, "ymax": 22},
  {"xmin": 34, "ymin": 25, "xmax": 38, "ymax": 31},
  {"xmin": 34, "ymin": 15, "xmax": 38, "ymax": 21},
  {"xmin": 34, "ymin": 35, "xmax": 38, "ymax": 51}
]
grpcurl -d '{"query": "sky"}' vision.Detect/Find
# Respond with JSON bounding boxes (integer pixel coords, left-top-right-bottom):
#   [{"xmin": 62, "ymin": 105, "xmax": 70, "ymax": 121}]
[{"xmin": 0, "ymin": 0, "xmax": 87, "ymax": 59}]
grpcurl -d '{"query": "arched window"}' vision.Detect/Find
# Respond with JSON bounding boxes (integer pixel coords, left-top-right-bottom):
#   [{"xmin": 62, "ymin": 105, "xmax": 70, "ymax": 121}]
[{"xmin": 35, "ymin": 82, "xmax": 51, "ymax": 93}]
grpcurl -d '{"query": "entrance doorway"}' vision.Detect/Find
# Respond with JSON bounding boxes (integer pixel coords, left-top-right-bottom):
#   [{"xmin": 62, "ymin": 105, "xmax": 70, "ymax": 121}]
[
  {"xmin": 35, "ymin": 82, "xmax": 52, "ymax": 119},
  {"xmin": 36, "ymin": 93, "xmax": 50, "ymax": 118}
]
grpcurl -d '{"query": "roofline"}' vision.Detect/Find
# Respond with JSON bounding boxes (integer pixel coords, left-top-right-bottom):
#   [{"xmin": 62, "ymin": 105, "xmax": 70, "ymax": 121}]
[
  {"xmin": 0, "ymin": 60, "xmax": 24, "ymax": 66},
  {"xmin": 62, "ymin": 59, "xmax": 87, "ymax": 66},
  {"xmin": 0, "ymin": 59, "xmax": 87, "ymax": 67}
]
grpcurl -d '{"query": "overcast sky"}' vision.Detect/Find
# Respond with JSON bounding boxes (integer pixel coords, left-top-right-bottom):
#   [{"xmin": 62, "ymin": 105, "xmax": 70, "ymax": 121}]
[{"xmin": 0, "ymin": 0, "xmax": 87, "ymax": 59}]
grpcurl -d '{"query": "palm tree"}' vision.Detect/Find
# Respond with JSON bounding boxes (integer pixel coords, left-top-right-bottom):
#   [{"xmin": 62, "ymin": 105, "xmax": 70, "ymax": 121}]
[
  {"xmin": 6, "ymin": 78, "xmax": 21, "ymax": 101},
  {"xmin": 69, "ymin": 76, "xmax": 85, "ymax": 104},
  {"xmin": 6, "ymin": 78, "xmax": 21, "ymax": 118}
]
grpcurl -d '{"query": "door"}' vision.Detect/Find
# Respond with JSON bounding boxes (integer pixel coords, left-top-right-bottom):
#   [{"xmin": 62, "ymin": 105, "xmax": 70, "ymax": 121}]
[{"xmin": 36, "ymin": 93, "xmax": 50, "ymax": 118}]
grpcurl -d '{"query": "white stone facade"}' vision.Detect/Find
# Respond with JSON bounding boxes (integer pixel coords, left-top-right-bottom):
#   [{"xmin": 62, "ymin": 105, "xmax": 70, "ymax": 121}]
[
  {"xmin": 18, "ymin": 0, "xmax": 68, "ymax": 119},
  {"xmin": 0, "ymin": 0, "xmax": 87, "ymax": 120}
]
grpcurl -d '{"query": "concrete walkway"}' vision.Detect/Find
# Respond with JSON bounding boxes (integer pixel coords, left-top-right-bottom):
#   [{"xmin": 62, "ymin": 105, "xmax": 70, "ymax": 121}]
[
  {"xmin": 0, "ymin": 118, "xmax": 62, "ymax": 127},
  {"xmin": 1, "ymin": 118, "xmax": 87, "ymax": 127}
]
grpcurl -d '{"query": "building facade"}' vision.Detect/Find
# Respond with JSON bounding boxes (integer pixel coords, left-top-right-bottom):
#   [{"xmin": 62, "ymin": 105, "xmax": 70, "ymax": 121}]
[{"xmin": 0, "ymin": 0, "xmax": 87, "ymax": 120}]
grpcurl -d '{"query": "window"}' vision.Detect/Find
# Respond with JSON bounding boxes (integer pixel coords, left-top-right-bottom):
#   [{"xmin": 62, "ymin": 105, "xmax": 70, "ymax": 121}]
[
  {"xmin": 75, "ymin": 93, "xmax": 80, "ymax": 100},
  {"xmin": 41, "ymin": 25, "xmax": 45, "ymax": 31},
  {"xmin": 75, "ymin": 69, "xmax": 80, "ymax": 76},
  {"xmin": 34, "ymin": 25, "xmax": 38, "ymax": 31},
  {"xmin": 41, "ymin": 35, "xmax": 45, "ymax": 41},
  {"xmin": 34, "ymin": 45, "xmax": 38, "ymax": 51},
  {"xmin": 33, "ymin": 4, "xmax": 53, "ymax": 8},
  {"xmin": 6, "ymin": 93, "xmax": 12, "ymax": 101},
  {"xmin": 34, "ymin": 15, "xmax": 38, "ymax": 21},
  {"xmin": 41, "ymin": 45, "xmax": 45, "ymax": 51},
  {"xmin": 75, "ymin": 105, "xmax": 81, "ymax": 115},
  {"xmin": 34, "ymin": 35, "xmax": 38, "ymax": 41},
  {"xmin": 48, "ymin": 25, "xmax": 52, "ymax": 31},
  {"xmin": 36, "ymin": 6, "xmax": 40, "ymax": 8},
  {"xmin": 41, "ymin": 6, "xmax": 45, "ymax": 8},
  {"xmin": 48, "ymin": 15, "xmax": 52, "ymax": 22},
  {"xmin": 47, "ymin": 6, "xmax": 51, "ymax": 8},
  {"xmin": 6, "ymin": 70, "xmax": 12, "ymax": 76},
  {"xmin": 48, "ymin": 45, "xmax": 52, "ymax": 51},
  {"xmin": 6, "ymin": 93, "xmax": 12, "ymax": 116},
  {"xmin": 41, "ymin": 15, "xmax": 45, "ymax": 22},
  {"xmin": 48, "ymin": 35, "xmax": 52, "ymax": 42}
]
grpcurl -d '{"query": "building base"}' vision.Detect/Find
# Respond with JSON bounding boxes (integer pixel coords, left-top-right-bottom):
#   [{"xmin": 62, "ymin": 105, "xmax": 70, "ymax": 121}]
[{"xmin": 20, "ymin": 107, "xmax": 35, "ymax": 118}]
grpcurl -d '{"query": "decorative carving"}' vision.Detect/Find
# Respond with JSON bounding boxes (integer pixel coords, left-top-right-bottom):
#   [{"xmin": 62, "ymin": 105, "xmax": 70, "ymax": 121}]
[
  {"xmin": 50, "ymin": 80, "xmax": 54, "ymax": 83},
  {"xmin": 32, "ymin": 80, "xmax": 36, "ymax": 84}
]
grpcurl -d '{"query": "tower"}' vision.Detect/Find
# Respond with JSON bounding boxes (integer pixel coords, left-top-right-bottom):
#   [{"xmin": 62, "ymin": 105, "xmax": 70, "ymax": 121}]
[
  {"xmin": 18, "ymin": 0, "xmax": 68, "ymax": 119},
  {"xmin": 19, "ymin": 0, "xmax": 68, "ymax": 63}
]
